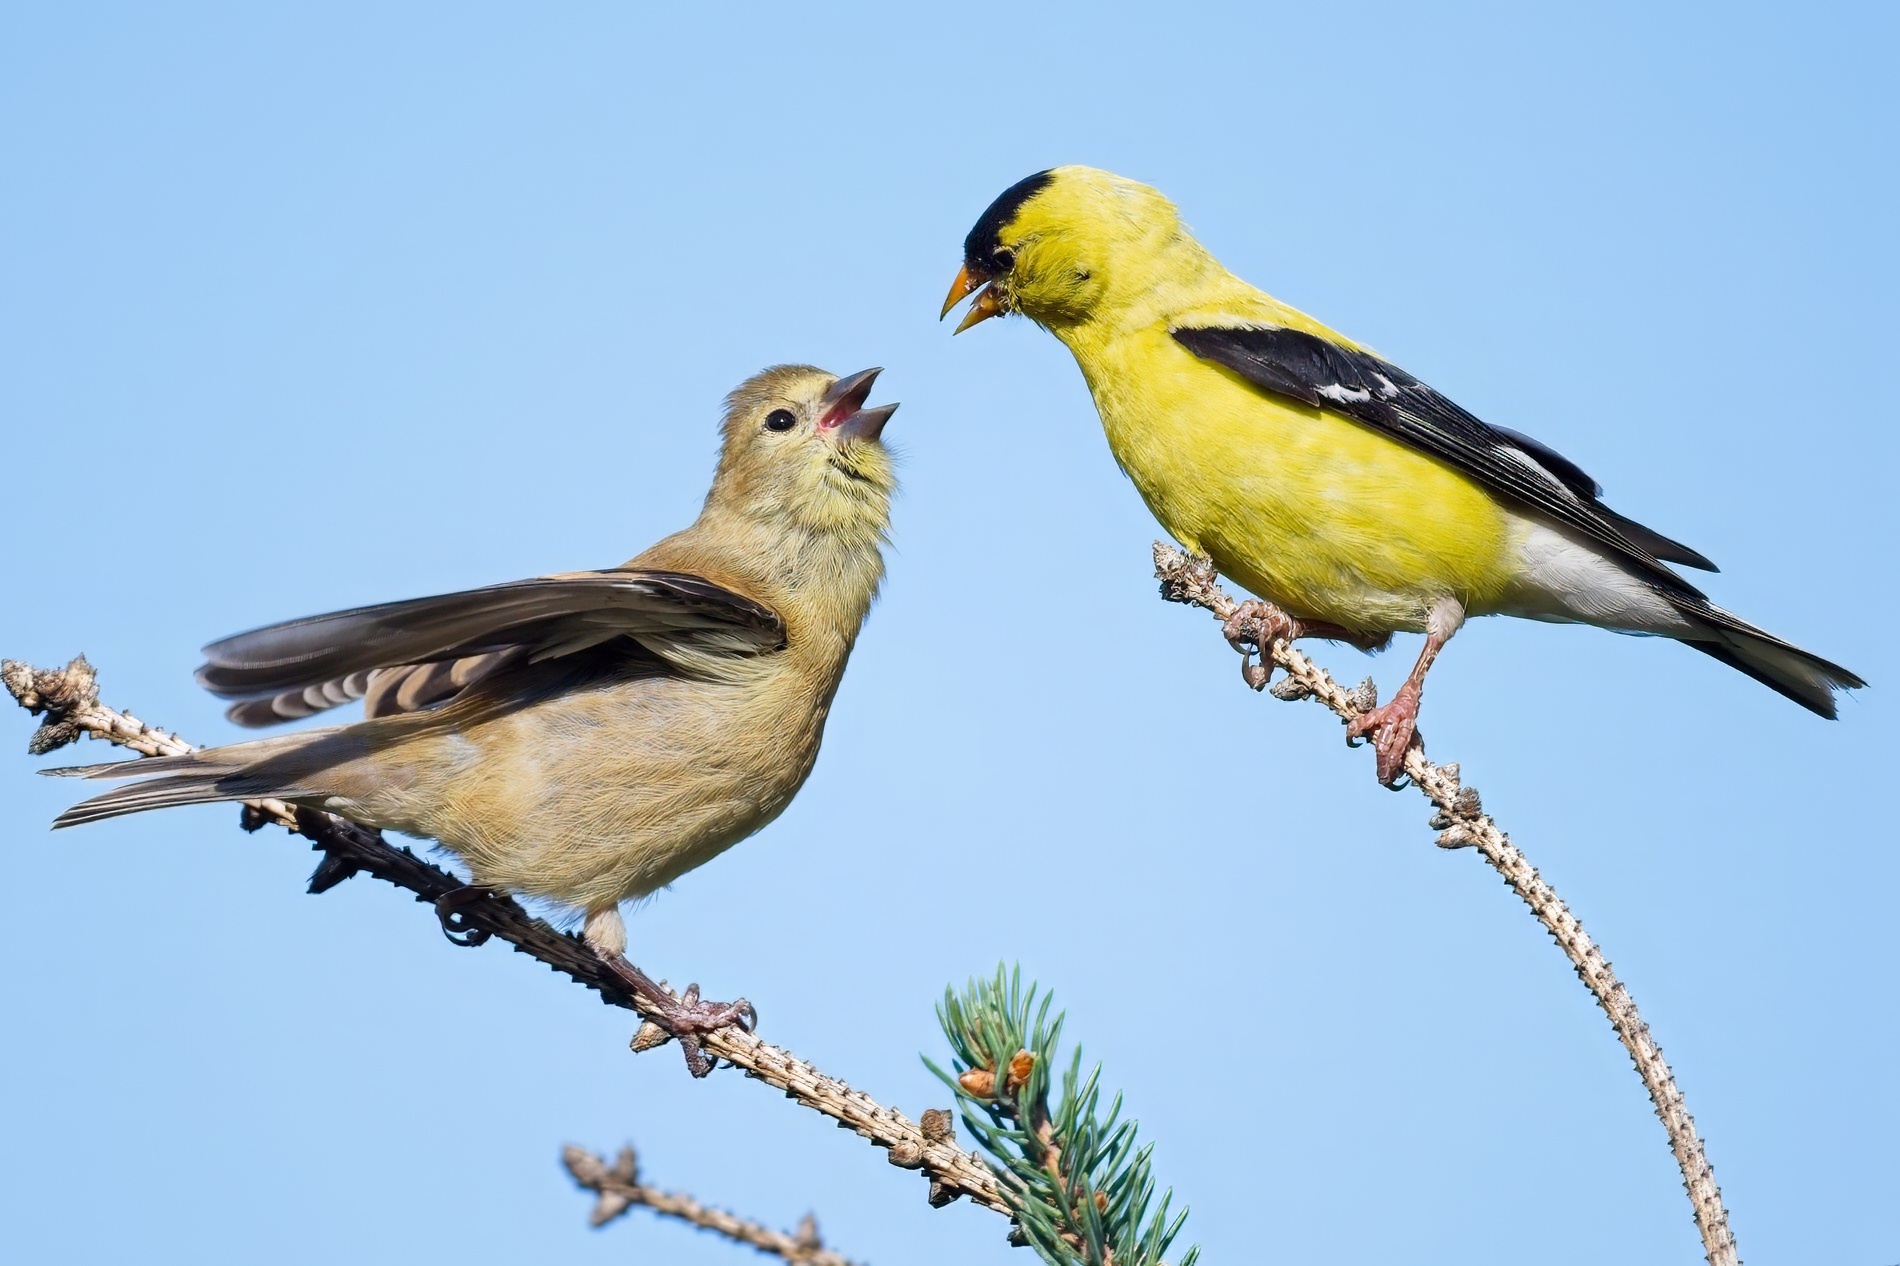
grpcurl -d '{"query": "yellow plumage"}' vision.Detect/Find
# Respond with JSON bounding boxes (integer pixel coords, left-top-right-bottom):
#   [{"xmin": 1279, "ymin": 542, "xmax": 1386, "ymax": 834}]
[
  {"xmin": 945, "ymin": 165, "xmax": 1861, "ymax": 779},
  {"xmin": 966, "ymin": 166, "xmax": 1514, "ymax": 635},
  {"xmin": 1072, "ymin": 318, "xmax": 1515, "ymax": 634}
]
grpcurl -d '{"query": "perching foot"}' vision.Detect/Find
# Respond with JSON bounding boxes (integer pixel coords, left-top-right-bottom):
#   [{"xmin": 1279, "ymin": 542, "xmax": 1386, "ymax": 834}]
[
  {"xmin": 434, "ymin": 885, "xmax": 496, "ymax": 947},
  {"xmin": 1221, "ymin": 600, "xmax": 1304, "ymax": 690},
  {"xmin": 1221, "ymin": 601, "xmax": 1390, "ymax": 688},
  {"xmin": 1346, "ymin": 684, "xmax": 1423, "ymax": 786},
  {"xmin": 601, "ymin": 953, "xmax": 756, "ymax": 1078},
  {"xmin": 653, "ymin": 982, "xmax": 759, "ymax": 1078}
]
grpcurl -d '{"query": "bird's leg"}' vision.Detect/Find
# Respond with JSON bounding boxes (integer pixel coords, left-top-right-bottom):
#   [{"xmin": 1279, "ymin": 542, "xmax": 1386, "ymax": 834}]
[
  {"xmin": 583, "ymin": 906, "xmax": 756, "ymax": 1079},
  {"xmin": 1222, "ymin": 600, "xmax": 1390, "ymax": 689},
  {"xmin": 582, "ymin": 905, "xmax": 628, "ymax": 957},
  {"xmin": 433, "ymin": 884, "xmax": 496, "ymax": 947},
  {"xmin": 1346, "ymin": 597, "xmax": 1464, "ymax": 786}
]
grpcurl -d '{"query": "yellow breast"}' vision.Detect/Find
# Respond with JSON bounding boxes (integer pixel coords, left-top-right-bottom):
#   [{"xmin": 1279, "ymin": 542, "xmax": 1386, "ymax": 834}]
[{"xmin": 1068, "ymin": 325, "xmax": 1518, "ymax": 633}]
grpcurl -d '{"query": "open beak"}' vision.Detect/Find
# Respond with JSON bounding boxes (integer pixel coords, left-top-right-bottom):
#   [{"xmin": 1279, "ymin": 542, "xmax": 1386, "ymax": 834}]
[
  {"xmin": 818, "ymin": 367, "xmax": 899, "ymax": 440},
  {"xmin": 940, "ymin": 263, "xmax": 1004, "ymax": 333},
  {"xmin": 940, "ymin": 264, "xmax": 984, "ymax": 318}
]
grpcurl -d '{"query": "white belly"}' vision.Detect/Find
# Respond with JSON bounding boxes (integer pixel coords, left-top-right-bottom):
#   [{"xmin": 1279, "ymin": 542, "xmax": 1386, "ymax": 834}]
[{"xmin": 1494, "ymin": 518, "xmax": 1694, "ymax": 635}]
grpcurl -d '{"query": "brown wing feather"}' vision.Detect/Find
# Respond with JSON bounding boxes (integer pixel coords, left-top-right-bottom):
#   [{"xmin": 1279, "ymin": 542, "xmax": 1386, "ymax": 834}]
[{"xmin": 200, "ymin": 569, "xmax": 782, "ymax": 727}]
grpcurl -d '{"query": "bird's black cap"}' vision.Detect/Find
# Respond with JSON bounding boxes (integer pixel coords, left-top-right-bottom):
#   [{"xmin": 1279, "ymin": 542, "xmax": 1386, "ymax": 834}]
[{"xmin": 963, "ymin": 169, "xmax": 1055, "ymax": 272}]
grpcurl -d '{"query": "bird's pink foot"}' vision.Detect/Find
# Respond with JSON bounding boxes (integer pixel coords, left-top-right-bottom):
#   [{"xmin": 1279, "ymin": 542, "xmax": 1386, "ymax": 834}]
[
  {"xmin": 1222, "ymin": 601, "xmax": 1392, "ymax": 689},
  {"xmin": 1222, "ymin": 599, "xmax": 1304, "ymax": 650},
  {"xmin": 1346, "ymin": 685, "xmax": 1423, "ymax": 786},
  {"xmin": 1222, "ymin": 600, "xmax": 1305, "ymax": 690}
]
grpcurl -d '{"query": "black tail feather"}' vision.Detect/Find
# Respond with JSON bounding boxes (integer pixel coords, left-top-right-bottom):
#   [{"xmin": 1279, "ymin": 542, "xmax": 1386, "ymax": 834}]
[{"xmin": 1683, "ymin": 629, "xmax": 1864, "ymax": 719}]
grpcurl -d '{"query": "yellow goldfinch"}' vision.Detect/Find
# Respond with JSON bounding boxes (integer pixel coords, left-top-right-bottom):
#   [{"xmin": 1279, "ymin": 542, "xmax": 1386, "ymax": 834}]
[
  {"xmin": 943, "ymin": 167, "xmax": 1861, "ymax": 782},
  {"xmin": 51, "ymin": 365, "xmax": 898, "ymax": 1067}
]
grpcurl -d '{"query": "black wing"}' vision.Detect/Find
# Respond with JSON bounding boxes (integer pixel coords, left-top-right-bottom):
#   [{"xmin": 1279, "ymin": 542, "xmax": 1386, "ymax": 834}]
[
  {"xmin": 198, "ymin": 568, "xmax": 784, "ymax": 727},
  {"xmin": 1170, "ymin": 324, "xmax": 1717, "ymax": 581}
]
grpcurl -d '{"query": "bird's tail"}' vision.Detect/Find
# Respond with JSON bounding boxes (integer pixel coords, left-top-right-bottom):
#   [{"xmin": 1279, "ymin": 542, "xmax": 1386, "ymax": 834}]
[
  {"xmin": 47, "ymin": 728, "xmax": 348, "ymax": 829},
  {"xmin": 1679, "ymin": 601, "xmax": 1864, "ymax": 718}
]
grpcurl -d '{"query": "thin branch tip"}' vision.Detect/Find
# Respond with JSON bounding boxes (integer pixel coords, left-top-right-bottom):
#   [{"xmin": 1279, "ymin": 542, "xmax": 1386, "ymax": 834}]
[
  {"xmin": 4, "ymin": 654, "xmax": 101, "ymax": 754},
  {"xmin": 564, "ymin": 1141, "xmax": 862, "ymax": 1265},
  {"xmin": 1148, "ymin": 544, "xmax": 1740, "ymax": 1266}
]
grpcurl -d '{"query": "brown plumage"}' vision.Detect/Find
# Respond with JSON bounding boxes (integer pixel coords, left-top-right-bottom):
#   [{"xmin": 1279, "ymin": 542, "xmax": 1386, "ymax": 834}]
[{"xmin": 53, "ymin": 365, "xmax": 899, "ymax": 981}]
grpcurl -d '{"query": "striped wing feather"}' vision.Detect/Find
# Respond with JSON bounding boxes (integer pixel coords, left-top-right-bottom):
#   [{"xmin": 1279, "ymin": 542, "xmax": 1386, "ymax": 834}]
[{"xmin": 199, "ymin": 569, "xmax": 783, "ymax": 727}]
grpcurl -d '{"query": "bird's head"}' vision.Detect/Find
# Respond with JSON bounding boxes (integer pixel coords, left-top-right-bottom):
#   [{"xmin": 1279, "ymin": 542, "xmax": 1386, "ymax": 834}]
[
  {"xmin": 941, "ymin": 166, "xmax": 1185, "ymax": 333},
  {"xmin": 706, "ymin": 365, "xmax": 898, "ymax": 547}
]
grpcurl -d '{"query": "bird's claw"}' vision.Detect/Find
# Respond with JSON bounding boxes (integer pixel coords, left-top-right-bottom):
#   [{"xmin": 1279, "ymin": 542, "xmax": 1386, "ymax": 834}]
[
  {"xmin": 639, "ymin": 983, "xmax": 758, "ymax": 1078},
  {"xmin": 1346, "ymin": 689, "xmax": 1422, "ymax": 787},
  {"xmin": 434, "ymin": 885, "xmax": 495, "ymax": 947},
  {"xmin": 1222, "ymin": 600, "xmax": 1303, "ymax": 691},
  {"xmin": 1222, "ymin": 599, "xmax": 1303, "ymax": 652},
  {"xmin": 595, "ymin": 947, "xmax": 756, "ymax": 1077}
]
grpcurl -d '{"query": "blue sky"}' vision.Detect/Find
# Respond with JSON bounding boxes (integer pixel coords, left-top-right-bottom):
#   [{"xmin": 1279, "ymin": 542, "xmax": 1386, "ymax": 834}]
[{"xmin": 2, "ymin": 4, "xmax": 1894, "ymax": 1264}]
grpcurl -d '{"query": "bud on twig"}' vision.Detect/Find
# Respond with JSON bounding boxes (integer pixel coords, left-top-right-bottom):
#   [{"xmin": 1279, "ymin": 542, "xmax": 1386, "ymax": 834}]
[{"xmin": 959, "ymin": 1067, "xmax": 996, "ymax": 1098}]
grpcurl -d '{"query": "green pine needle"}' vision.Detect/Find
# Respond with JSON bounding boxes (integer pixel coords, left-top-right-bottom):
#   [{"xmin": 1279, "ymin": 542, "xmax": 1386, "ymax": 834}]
[{"xmin": 924, "ymin": 965, "xmax": 1201, "ymax": 1266}]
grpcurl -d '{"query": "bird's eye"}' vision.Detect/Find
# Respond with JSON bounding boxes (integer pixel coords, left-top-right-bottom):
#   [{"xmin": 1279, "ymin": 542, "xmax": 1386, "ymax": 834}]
[
  {"xmin": 763, "ymin": 409, "xmax": 797, "ymax": 432},
  {"xmin": 993, "ymin": 246, "xmax": 1016, "ymax": 271}
]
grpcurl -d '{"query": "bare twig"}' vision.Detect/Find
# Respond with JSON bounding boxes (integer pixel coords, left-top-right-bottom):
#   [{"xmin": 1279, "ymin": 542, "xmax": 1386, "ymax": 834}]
[
  {"xmin": 1153, "ymin": 543, "xmax": 1739, "ymax": 1266},
  {"xmin": 2, "ymin": 655, "xmax": 1006, "ymax": 1221},
  {"xmin": 564, "ymin": 1143, "xmax": 860, "ymax": 1266}
]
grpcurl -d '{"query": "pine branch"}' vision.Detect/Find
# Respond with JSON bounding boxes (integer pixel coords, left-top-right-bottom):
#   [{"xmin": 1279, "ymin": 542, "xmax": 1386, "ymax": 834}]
[
  {"xmin": 2, "ymin": 655, "xmax": 1008, "ymax": 1223},
  {"xmin": 563, "ymin": 1142, "xmax": 860, "ymax": 1266},
  {"xmin": 928, "ymin": 967, "xmax": 1198, "ymax": 1266},
  {"xmin": 1152, "ymin": 543, "xmax": 1739, "ymax": 1266}
]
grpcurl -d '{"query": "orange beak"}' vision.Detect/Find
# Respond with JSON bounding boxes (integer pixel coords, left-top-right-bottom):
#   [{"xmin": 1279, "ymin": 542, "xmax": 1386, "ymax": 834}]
[
  {"xmin": 940, "ymin": 263, "xmax": 1005, "ymax": 333},
  {"xmin": 939, "ymin": 263, "xmax": 983, "ymax": 319}
]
